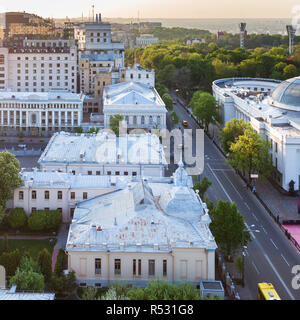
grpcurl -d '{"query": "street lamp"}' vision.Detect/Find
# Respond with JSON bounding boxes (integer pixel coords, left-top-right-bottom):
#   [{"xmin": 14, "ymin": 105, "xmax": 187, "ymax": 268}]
[{"xmin": 241, "ymin": 226, "xmax": 260, "ymax": 287}]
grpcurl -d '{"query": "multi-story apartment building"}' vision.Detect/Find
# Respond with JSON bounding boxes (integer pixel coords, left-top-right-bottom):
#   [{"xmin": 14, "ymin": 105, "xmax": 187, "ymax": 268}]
[
  {"xmin": 74, "ymin": 14, "xmax": 125, "ymax": 64},
  {"xmin": 66, "ymin": 163, "xmax": 217, "ymax": 287},
  {"xmin": 0, "ymin": 39, "xmax": 77, "ymax": 93},
  {"xmin": 125, "ymin": 64, "xmax": 155, "ymax": 87},
  {"xmin": 136, "ymin": 34, "xmax": 159, "ymax": 47},
  {"xmin": 0, "ymin": 91, "xmax": 84, "ymax": 135}
]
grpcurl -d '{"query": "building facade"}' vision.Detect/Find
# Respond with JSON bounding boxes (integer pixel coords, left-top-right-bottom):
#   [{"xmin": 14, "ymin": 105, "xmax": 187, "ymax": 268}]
[
  {"xmin": 66, "ymin": 163, "xmax": 217, "ymax": 287},
  {"xmin": 38, "ymin": 131, "xmax": 167, "ymax": 178},
  {"xmin": 0, "ymin": 91, "xmax": 84, "ymax": 135},
  {"xmin": 14, "ymin": 171, "xmax": 131, "ymax": 222},
  {"xmin": 0, "ymin": 39, "xmax": 77, "ymax": 93},
  {"xmin": 213, "ymin": 77, "xmax": 300, "ymax": 191},
  {"xmin": 136, "ymin": 34, "xmax": 158, "ymax": 47},
  {"xmin": 103, "ymin": 81, "xmax": 167, "ymax": 130}
]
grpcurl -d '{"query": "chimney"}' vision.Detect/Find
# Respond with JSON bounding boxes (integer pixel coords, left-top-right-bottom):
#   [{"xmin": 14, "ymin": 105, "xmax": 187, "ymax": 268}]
[{"xmin": 99, "ymin": 13, "xmax": 102, "ymax": 22}]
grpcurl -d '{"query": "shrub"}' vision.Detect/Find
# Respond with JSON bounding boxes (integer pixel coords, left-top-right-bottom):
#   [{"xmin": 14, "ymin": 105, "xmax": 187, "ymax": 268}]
[
  {"xmin": 28, "ymin": 210, "xmax": 47, "ymax": 231},
  {"xmin": 45, "ymin": 210, "xmax": 62, "ymax": 230},
  {"xmin": 54, "ymin": 249, "xmax": 65, "ymax": 276},
  {"xmin": 48, "ymin": 271, "xmax": 76, "ymax": 295},
  {"xmin": 8, "ymin": 208, "xmax": 27, "ymax": 229},
  {"xmin": 0, "ymin": 249, "xmax": 21, "ymax": 277}
]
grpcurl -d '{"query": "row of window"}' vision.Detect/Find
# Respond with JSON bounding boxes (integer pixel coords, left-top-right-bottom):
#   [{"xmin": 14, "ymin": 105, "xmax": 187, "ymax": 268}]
[
  {"xmin": 94, "ymin": 258, "xmax": 167, "ymax": 277},
  {"xmin": 129, "ymin": 73, "xmax": 150, "ymax": 79},
  {"xmin": 81, "ymin": 170, "xmax": 137, "ymax": 177},
  {"xmin": 19, "ymin": 190, "xmax": 88, "ymax": 201},
  {"xmin": 17, "ymin": 55, "xmax": 73, "ymax": 61}
]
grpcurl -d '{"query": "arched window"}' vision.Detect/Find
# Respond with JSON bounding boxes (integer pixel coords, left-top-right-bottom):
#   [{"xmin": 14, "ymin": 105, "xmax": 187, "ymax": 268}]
[
  {"xmin": 149, "ymin": 116, "xmax": 153, "ymax": 125},
  {"xmin": 133, "ymin": 116, "xmax": 137, "ymax": 125},
  {"xmin": 141, "ymin": 116, "xmax": 145, "ymax": 125}
]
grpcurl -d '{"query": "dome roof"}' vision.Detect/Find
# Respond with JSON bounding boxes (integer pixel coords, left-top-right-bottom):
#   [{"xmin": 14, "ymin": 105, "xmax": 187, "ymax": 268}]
[{"xmin": 271, "ymin": 77, "xmax": 300, "ymax": 111}]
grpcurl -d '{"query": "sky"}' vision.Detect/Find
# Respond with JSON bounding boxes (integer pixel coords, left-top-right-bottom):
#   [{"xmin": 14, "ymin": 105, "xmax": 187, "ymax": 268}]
[{"xmin": 0, "ymin": 0, "xmax": 299, "ymax": 19}]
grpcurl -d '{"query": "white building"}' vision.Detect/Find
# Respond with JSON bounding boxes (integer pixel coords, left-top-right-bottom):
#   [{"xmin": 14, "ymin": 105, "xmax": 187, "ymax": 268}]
[
  {"xmin": 103, "ymin": 81, "xmax": 167, "ymax": 130},
  {"xmin": 74, "ymin": 15, "xmax": 125, "ymax": 66},
  {"xmin": 66, "ymin": 163, "xmax": 217, "ymax": 287},
  {"xmin": 38, "ymin": 131, "xmax": 167, "ymax": 178},
  {"xmin": 213, "ymin": 77, "xmax": 300, "ymax": 191},
  {"xmin": 0, "ymin": 91, "xmax": 84, "ymax": 135},
  {"xmin": 136, "ymin": 34, "xmax": 159, "ymax": 47},
  {"xmin": 14, "ymin": 171, "xmax": 131, "ymax": 223},
  {"xmin": 0, "ymin": 39, "xmax": 77, "ymax": 93},
  {"xmin": 125, "ymin": 64, "xmax": 155, "ymax": 87}
]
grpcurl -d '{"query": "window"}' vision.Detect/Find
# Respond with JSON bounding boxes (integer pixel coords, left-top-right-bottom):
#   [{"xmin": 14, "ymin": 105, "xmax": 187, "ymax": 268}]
[
  {"xmin": 19, "ymin": 191, "xmax": 24, "ymax": 200},
  {"xmin": 31, "ymin": 207, "xmax": 36, "ymax": 213},
  {"xmin": 88, "ymin": 171, "xmax": 92, "ymax": 175},
  {"xmin": 163, "ymin": 260, "xmax": 167, "ymax": 277},
  {"xmin": 132, "ymin": 172, "xmax": 137, "ymax": 177},
  {"xmin": 72, "ymin": 170, "xmax": 76, "ymax": 175},
  {"xmin": 138, "ymin": 259, "xmax": 141, "ymax": 276},
  {"xmin": 95, "ymin": 258, "xmax": 101, "ymax": 275},
  {"xmin": 124, "ymin": 172, "xmax": 128, "ymax": 176},
  {"xmin": 114, "ymin": 259, "xmax": 121, "ymax": 275},
  {"xmin": 141, "ymin": 116, "xmax": 145, "ymax": 125},
  {"xmin": 115, "ymin": 171, "xmax": 120, "ymax": 176},
  {"xmin": 44, "ymin": 190, "xmax": 50, "ymax": 200},
  {"xmin": 96, "ymin": 171, "xmax": 101, "ymax": 176},
  {"xmin": 83, "ymin": 192, "xmax": 88, "ymax": 200},
  {"xmin": 57, "ymin": 208, "xmax": 62, "ymax": 214},
  {"xmin": 275, "ymin": 142, "xmax": 278, "ymax": 153},
  {"xmin": 148, "ymin": 260, "xmax": 155, "ymax": 276},
  {"xmin": 107, "ymin": 171, "xmax": 111, "ymax": 176},
  {"xmin": 32, "ymin": 190, "xmax": 37, "ymax": 200},
  {"xmin": 57, "ymin": 191, "xmax": 62, "ymax": 200},
  {"xmin": 133, "ymin": 259, "xmax": 136, "ymax": 275},
  {"xmin": 71, "ymin": 192, "xmax": 75, "ymax": 200}
]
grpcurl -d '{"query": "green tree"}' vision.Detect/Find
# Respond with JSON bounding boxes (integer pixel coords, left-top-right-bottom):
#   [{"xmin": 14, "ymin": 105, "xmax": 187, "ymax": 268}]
[
  {"xmin": 81, "ymin": 286, "xmax": 98, "ymax": 300},
  {"xmin": 0, "ymin": 152, "xmax": 23, "ymax": 223},
  {"xmin": 110, "ymin": 114, "xmax": 124, "ymax": 136},
  {"xmin": 229, "ymin": 128, "xmax": 273, "ymax": 183},
  {"xmin": 54, "ymin": 249, "xmax": 66, "ymax": 276},
  {"xmin": 28, "ymin": 210, "xmax": 47, "ymax": 231},
  {"xmin": 8, "ymin": 208, "xmax": 27, "ymax": 229},
  {"xmin": 235, "ymin": 255, "xmax": 244, "ymax": 279},
  {"xmin": 37, "ymin": 248, "xmax": 52, "ymax": 282},
  {"xmin": 170, "ymin": 111, "xmax": 179, "ymax": 124},
  {"xmin": 193, "ymin": 177, "xmax": 212, "ymax": 199},
  {"xmin": 45, "ymin": 210, "xmax": 62, "ymax": 230},
  {"xmin": 0, "ymin": 249, "xmax": 21, "ymax": 277},
  {"xmin": 2, "ymin": 233, "xmax": 8, "ymax": 253},
  {"xmin": 75, "ymin": 127, "xmax": 84, "ymax": 134},
  {"xmin": 48, "ymin": 271, "xmax": 76, "ymax": 296},
  {"xmin": 220, "ymin": 118, "xmax": 251, "ymax": 154},
  {"xmin": 283, "ymin": 64, "xmax": 298, "ymax": 79},
  {"xmin": 9, "ymin": 256, "xmax": 44, "ymax": 292},
  {"xmin": 190, "ymin": 91, "xmax": 221, "ymax": 133},
  {"xmin": 210, "ymin": 201, "xmax": 251, "ymax": 261},
  {"xmin": 162, "ymin": 93, "xmax": 173, "ymax": 111}
]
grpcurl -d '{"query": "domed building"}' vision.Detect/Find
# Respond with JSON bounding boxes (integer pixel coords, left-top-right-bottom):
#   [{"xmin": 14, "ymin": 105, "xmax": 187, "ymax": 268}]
[{"xmin": 213, "ymin": 77, "xmax": 300, "ymax": 191}]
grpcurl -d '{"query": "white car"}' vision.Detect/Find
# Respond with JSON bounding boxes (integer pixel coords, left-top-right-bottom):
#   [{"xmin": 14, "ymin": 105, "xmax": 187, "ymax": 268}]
[{"xmin": 18, "ymin": 144, "xmax": 26, "ymax": 148}]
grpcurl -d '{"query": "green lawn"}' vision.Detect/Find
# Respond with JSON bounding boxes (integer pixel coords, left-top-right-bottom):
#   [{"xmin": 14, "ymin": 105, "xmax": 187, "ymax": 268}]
[{"xmin": 0, "ymin": 239, "xmax": 55, "ymax": 259}]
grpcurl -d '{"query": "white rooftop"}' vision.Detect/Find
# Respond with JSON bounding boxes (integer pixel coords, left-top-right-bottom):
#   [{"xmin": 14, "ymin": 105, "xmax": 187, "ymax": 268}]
[
  {"xmin": 20, "ymin": 171, "xmax": 131, "ymax": 189},
  {"xmin": 38, "ymin": 131, "xmax": 167, "ymax": 165},
  {"xmin": 66, "ymin": 164, "xmax": 216, "ymax": 253},
  {"xmin": 0, "ymin": 91, "xmax": 85, "ymax": 102},
  {"xmin": 0, "ymin": 289, "xmax": 55, "ymax": 300},
  {"xmin": 103, "ymin": 81, "xmax": 166, "ymax": 113}
]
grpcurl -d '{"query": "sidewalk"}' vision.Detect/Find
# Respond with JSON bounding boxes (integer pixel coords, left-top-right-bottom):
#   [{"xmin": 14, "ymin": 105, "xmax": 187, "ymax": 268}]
[{"xmin": 51, "ymin": 223, "xmax": 69, "ymax": 272}]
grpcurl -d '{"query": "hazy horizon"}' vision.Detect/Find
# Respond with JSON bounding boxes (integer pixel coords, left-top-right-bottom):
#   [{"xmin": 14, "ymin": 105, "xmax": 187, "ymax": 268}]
[{"xmin": 0, "ymin": 0, "xmax": 298, "ymax": 20}]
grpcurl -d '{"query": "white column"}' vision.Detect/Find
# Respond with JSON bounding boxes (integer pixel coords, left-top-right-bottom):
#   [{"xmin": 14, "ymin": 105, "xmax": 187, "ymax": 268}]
[
  {"xmin": 26, "ymin": 111, "xmax": 29, "ymax": 127},
  {"xmin": 52, "ymin": 111, "xmax": 55, "ymax": 127},
  {"xmin": 1, "ymin": 110, "xmax": 4, "ymax": 125},
  {"xmin": 19, "ymin": 110, "xmax": 22, "ymax": 128},
  {"xmin": 13, "ymin": 110, "xmax": 16, "ymax": 126},
  {"xmin": 65, "ymin": 111, "xmax": 68, "ymax": 127},
  {"xmin": 71, "ymin": 111, "xmax": 74, "ymax": 127},
  {"xmin": 7, "ymin": 110, "xmax": 10, "ymax": 126},
  {"xmin": 45, "ymin": 111, "xmax": 48, "ymax": 129},
  {"xmin": 58, "ymin": 111, "xmax": 62, "ymax": 127}
]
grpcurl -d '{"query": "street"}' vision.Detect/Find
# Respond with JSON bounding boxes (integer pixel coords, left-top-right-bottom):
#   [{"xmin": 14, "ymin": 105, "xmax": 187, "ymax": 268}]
[{"xmin": 169, "ymin": 90, "xmax": 300, "ymax": 300}]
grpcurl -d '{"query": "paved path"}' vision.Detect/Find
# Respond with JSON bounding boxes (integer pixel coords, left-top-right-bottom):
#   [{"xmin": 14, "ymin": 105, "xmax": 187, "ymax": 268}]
[{"xmin": 51, "ymin": 224, "xmax": 69, "ymax": 272}]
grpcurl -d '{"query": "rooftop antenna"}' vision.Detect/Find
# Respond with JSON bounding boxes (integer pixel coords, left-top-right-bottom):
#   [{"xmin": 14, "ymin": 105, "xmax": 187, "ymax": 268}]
[
  {"xmin": 239, "ymin": 22, "xmax": 247, "ymax": 49},
  {"xmin": 92, "ymin": 4, "xmax": 95, "ymax": 22},
  {"xmin": 287, "ymin": 25, "xmax": 296, "ymax": 55}
]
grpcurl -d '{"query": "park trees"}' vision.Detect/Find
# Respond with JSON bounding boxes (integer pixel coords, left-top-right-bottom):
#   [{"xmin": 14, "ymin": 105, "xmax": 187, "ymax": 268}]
[
  {"xmin": 109, "ymin": 114, "xmax": 124, "ymax": 136},
  {"xmin": 28, "ymin": 210, "xmax": 47, "ymax": 231},
  {"xmin": 210, "ymin": 201, "xmax": 251, "ymax": 261},
  {"xmin": 0, "ymin": 152, "xmax": 23, "ymax": 223},
  {"xmin": 190, "ymin": 91, "xmax": 221, "ymax": 133},
  {"xmin": 193, "ymin": 176, "xmax": 212, "ymax": 199},
  {"xmin": 229, "ymin": 128, "xmax": 272, "ymax": 183},
  {"xmin": 161, "ymin": 93, "xmax": 174, "ymax": 111},
  {"xmin": 37, "ymin": 248, "xmax": 52, "ymax": 282},
  {"xmin": 8, "ymin": 208, "xmax": 27, "ymax": 229},
  {"xmin": 220, "ymin": 118, "xmax": 251, "ymax": 154},
  {"xmin": 45, "ymin": 210, "xmax": 62, "ymax": 230},
  {"xmin": 0, "ymin": 249, "xmax": 21, "ymax": 277}
]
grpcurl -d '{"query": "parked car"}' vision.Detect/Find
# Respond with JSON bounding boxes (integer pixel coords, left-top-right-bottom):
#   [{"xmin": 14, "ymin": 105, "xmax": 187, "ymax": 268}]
[
  {"xmin": 182, "ymin": 120, "xmax": 188, "ymax": 127},
  {"xmin": 18, "ymin": 144, "xmax": 26, "ymax": 148}
]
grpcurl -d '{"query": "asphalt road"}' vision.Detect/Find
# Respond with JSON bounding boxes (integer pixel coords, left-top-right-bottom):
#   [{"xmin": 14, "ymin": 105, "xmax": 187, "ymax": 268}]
[{"xmin": 169, "ymin": 90, "xmax": 300, "ymax": 300}]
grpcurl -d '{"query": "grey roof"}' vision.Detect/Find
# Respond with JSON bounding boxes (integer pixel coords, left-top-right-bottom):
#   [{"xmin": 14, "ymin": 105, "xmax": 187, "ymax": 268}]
[
  {"xmin": 66, "ymin": 166, "xmax": 216, "ymax": 253},
  {"xmin": 38, "ymin": 132, "xmax": 167, "ymax": 166}
]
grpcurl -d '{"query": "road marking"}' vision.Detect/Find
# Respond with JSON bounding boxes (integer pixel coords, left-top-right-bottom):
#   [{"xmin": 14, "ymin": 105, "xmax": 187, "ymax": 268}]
[
  {"xmin": 270, "ymin": 239, "xmax": 278, "ymax": 250},
  {"xmin": 244, "ymin": 203, "xmax": 250, "ymax": 211},
  {"xmin": 262, "ymin": 227, "xmax": 268, "ymax": 235},
  {"xmin": 252, "ymin": 261, "xmax": 260, "ymax": 275},
  {"xmin": 245, "ymin": 222, "xmax": 256, "ymax": 240},
  {"xmin": 252, "ymin": 213, "xmax": 259, "ymax": 222},
  {"xmin": 281, "ymin": 254, "xmax": 290, "ymax": 267},
  {"xmin": 207, "ymin": 163, "xmax": 233, "ymax": 204},
  {"xmin": 264, "ymin": 253, "xmax": 295, "ymax": 300},
  {"xmin": 222, "ymin": 171, "xmax": 244, "ymax": 200}
]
